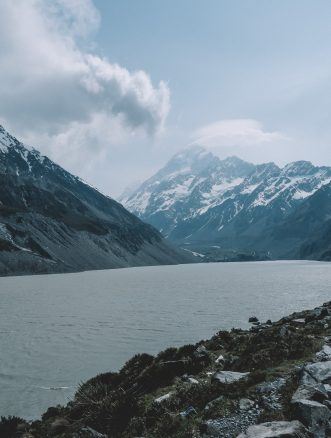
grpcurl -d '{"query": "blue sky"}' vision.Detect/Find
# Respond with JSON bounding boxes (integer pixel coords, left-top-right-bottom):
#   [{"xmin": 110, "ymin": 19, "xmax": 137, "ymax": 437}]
[{"xmin": 1, "ymin": 1, "xmax": 331, "ymax": 195}]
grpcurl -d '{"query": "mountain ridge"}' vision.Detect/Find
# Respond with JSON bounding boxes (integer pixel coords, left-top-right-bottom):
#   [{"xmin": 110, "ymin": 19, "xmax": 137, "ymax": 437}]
[
  {"xmin": 120, "ymin": 146, "xmax": 331, "ymax": 260},
  {"xmin": 0, "ymin": 125, "xmax": 190, "ymax": 275}
]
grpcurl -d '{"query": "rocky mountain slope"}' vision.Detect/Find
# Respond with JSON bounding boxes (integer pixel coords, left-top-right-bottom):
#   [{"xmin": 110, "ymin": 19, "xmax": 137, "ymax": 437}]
[
  {"xmin": 6, "ymin": 301, "xmax": 331, "ymax": 437},
  {"xmin": 0, "ymin": 125, "xmax": 189, "ymax": 275},
  {"xmin": 120, "ymin": 146, "xmax": 331, "ymax": 260}
]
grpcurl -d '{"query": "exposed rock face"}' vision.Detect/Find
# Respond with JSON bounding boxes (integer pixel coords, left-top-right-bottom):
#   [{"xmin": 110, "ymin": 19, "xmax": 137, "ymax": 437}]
[
  {"xmin": 0, "ymin": 125, "xmax": 190, "ymax": 275},
  {"xmin": 3, "ymin": 302, "xmax": 331, "ymax": 437}
]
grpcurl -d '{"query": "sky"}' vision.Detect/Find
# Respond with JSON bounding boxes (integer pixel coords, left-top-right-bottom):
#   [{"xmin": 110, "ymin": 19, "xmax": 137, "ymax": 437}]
[{"xmin": 1, "ymin": 0, "xmax": 331, "ymax": 197}]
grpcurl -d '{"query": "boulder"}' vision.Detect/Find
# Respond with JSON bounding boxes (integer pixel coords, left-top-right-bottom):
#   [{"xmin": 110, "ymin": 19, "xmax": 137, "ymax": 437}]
[
  {"xmin": 188, "ymin": 376, "xmax": 199, "ymax": 384},
  {"xmin": 292, "ymin": 318, "xmax": 305, "ymax": 325},
  {"xmin": 293, "ymin": 399, "xmax": 331, "ymax": 431},
  {"xmin": 324, "ymin": 383, "xmax": 331, "ymax": 397},
  {"xmin": 215, "ymin": 354, "xmax": 225, "ymax": 364},
  {"xmin": 249, "ymin": 316, "xmax": 259, "ymax": 323},
  {"xmin": 179, "ymin": 406, "xmax": 197, "ymax": 417},
  {"xmin": 212, "ymin": 370, "xmax": 249, "ymax": 384},
  {"xmin": 316, "ymin": 345, "xmax": 331, "ymax": 361},
  {"xmin": 300, "ymin": 361, "xmax": 331, "ymax": 385},
  {"xmin": 305, "ymin": 307, "xmax": 329, "ymax": 323},
  {"xmin": 154, "ymin": 392, "xmax": 173, "ymax": 403},
  {"xmin": 237, "ymin": 420, "xmax": 310, "ymax": 437},
  {"xmin": 291, "ymin": 384, "xmax": 328, "ymax": 403},
  {"xmin": 256, "ymin": 378, "xmax": 286, "ymax": 394}
]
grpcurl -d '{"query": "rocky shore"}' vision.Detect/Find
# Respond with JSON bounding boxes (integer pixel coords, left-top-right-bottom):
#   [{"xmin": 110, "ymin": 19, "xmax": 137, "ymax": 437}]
[{"xmin": 3, "ymin": 302, "xmax": 331, "ymax": 437}]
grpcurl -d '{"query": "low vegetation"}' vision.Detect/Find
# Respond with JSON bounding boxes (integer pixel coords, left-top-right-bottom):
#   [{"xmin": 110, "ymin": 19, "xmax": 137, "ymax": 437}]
[{"xmin": 2, "ymin": 302, "xmax": 331, "ymax": 437}]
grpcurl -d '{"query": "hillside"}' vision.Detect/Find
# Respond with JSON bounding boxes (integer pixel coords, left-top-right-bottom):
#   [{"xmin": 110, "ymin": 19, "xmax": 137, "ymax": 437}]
[{"xmin": 0, "ymin": 125, "xmax": 189, "ymax": 275}]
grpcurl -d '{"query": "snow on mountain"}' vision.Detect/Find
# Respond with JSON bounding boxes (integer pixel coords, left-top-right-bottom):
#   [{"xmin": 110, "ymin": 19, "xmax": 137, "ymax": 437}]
[
  {"xmin": 0, "ymin": 124, "xmax": 190, "ymax": 275},
  {"xmin": 120, "ymin": 146, "xmax": 331, "ymax": 257}
]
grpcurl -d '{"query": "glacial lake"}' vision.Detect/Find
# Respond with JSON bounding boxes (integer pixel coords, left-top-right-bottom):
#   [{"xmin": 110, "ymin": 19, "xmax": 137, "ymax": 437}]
[{"xmin": 0, "ymin": 260, "xmax": 331, "ymax": 419}]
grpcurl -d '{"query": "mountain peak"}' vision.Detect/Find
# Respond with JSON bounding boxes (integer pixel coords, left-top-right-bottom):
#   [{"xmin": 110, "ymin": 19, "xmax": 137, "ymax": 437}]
[
  {"xmin": 150, "ymin": 146, "xmax": 218, "ymax": 183},
  {"xmin": 172, "ymin": 145, "xmax": 214, "ymax": 163},
  {"xmin": 217, "ymin": 155, "xmax": 255, "ymax": 178},
  {"xmin": 0, "ymin": 124, "xmax": 19, "ymax": 152},
  {"xmin": 281, "ymin": 160, "xmax": 316, "ymax": 177},
  {"xmin": 221, "ymin": 155, "xmax": 248, "ymax": 165}
]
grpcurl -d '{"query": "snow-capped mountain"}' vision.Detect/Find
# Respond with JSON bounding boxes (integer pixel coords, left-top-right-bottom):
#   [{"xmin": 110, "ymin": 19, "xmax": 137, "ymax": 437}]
[
  {"xmin": 0, "ymin": 125, "xmax": 189, "ymax": 275},
  {"xmin": 120, "ymin": 146, "xmax": 331, "ymax": 260}
]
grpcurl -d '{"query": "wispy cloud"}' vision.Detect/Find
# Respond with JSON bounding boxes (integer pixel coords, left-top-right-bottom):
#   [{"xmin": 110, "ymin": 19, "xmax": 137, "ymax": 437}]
[{"xmin": 192, "ymin": 119, "xmax": 288, "ymax": 148}]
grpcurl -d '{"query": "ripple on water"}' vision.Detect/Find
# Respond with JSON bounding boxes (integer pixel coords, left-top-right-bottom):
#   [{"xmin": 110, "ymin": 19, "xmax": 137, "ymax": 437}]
[{"xmin": 0, "ymin": 260, "xmax": 331, "ymax": 419}]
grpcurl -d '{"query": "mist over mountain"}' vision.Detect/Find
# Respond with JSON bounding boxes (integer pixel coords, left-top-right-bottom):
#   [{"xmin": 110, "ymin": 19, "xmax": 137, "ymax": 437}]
[
  {"xmin": 0, "ymin": 125, "xmax": 189, "ymax": 275},
  {"xmin": 120, "ymin": 146, "xmax": 331, "ymax": 261}
]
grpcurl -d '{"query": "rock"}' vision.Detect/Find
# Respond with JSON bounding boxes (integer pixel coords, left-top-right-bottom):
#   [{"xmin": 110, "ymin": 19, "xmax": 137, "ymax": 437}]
[
  {"xmin": 215, "ymin": 354, "xmax": 225, "ymax": 364},
  {"xmin": 324, "ymin": 383, "xmax": 331, "ymax": 397},
  {"xmin": 75, "ymin": 427, "xmax": 107, "ymax": 437},
  {"xmin": 305, "ymin": 307, "xmax": 329, "ymax": 323},
  {"xmin": 188, "ymin": 376, "xmax": 199, "ymax": 384},
  {"xmin": 300, "ymin": 361, "xmax": 331, "ymax": 385},
  {"xmin": 204, "ymin": 395, "xmax": 224, "ymax": 411},
  {"xmin": 179, "ymin": 406, "xmax": 197, "ymax": 417},
  {"xmin": 201, "ymin": 419, "xmax": 224, "ymax": 436},
  {"xmin": 50, "ymin": 417, "xmax": 70, "ymax": 434},
  {"xmin": 292, "ymin": 318, "xmax": 305, "ymax": 325},
  {"xmin": 212, "ymin": 370, "xmax": 249, "ymax": 384},
  {"xmin": 237, "ymin": 420, "xmax": 310, "ymax": 437},
  {"xmin": 316, "ymin": 345, "xmax": 331, "ymax": 361},
  {"xmin": 249, "ymin": 316, "xmax": 259, "ymax": 323},
  {"xmin": 293, "ymin": 399, "xmax": 331, "ymax": 431},
  {"xmin": 291, "ymin": 384, "xmax": 328, "ymax": 403},
  {"xmin": 154, "ymin": 392, "xmax": 173, "ymax": 403},
  {"xmin": 201, "ymin": 410, "xmax": 261, "ymax": 437},
  {"xmin": 239, "ymin": 398, "xmax": 255, "ymax": 410},
  {"xmin": 256, "ymin": 378, "xmax": 286, "ymax": 394},
  {"xmin": 279, "ymin": 325, "xmax": 289, "ymax": 337}
]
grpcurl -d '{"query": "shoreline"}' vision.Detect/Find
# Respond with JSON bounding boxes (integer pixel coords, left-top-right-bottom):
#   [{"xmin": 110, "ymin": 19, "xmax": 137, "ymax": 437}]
[
  {"xmin": 0, "ymin": 258, "xmax": 328, "ymax": 279},
  {"xmin": 3, "ymin": 301, "xmax": 331, "ymax": 437}
]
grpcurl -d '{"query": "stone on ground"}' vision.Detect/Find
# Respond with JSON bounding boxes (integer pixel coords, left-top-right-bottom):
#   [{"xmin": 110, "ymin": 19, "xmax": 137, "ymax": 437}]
[{"xmin": 237, "ymin": 420, "xmax": 310, "ymax": 437}]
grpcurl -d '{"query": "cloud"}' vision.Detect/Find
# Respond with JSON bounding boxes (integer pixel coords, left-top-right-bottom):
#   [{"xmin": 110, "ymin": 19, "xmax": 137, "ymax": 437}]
[
  {"xmin": 0, "ymin": 0, "xmax": 170, "ymax": 139},
  {"xmin": 192, "ymin": 119, "xmax": 287, "ymax": 148}
]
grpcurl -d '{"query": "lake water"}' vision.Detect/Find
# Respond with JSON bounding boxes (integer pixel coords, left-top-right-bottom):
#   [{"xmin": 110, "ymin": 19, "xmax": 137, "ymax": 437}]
[{"xmin": 0, "ymin": 260, "xmax": 330, "ymax": 419}]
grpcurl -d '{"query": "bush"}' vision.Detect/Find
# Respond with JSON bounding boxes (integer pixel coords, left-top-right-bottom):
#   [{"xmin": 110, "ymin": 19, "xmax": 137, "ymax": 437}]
[{"xmin": 0, "ymin": 416, "xmax": 25, "ymax": 437}]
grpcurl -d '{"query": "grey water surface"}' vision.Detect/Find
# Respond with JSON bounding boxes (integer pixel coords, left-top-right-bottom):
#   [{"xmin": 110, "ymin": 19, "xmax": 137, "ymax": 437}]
[{"xmin": 0, "ymin": 260, "xmax": 330, "ymax": 419}]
